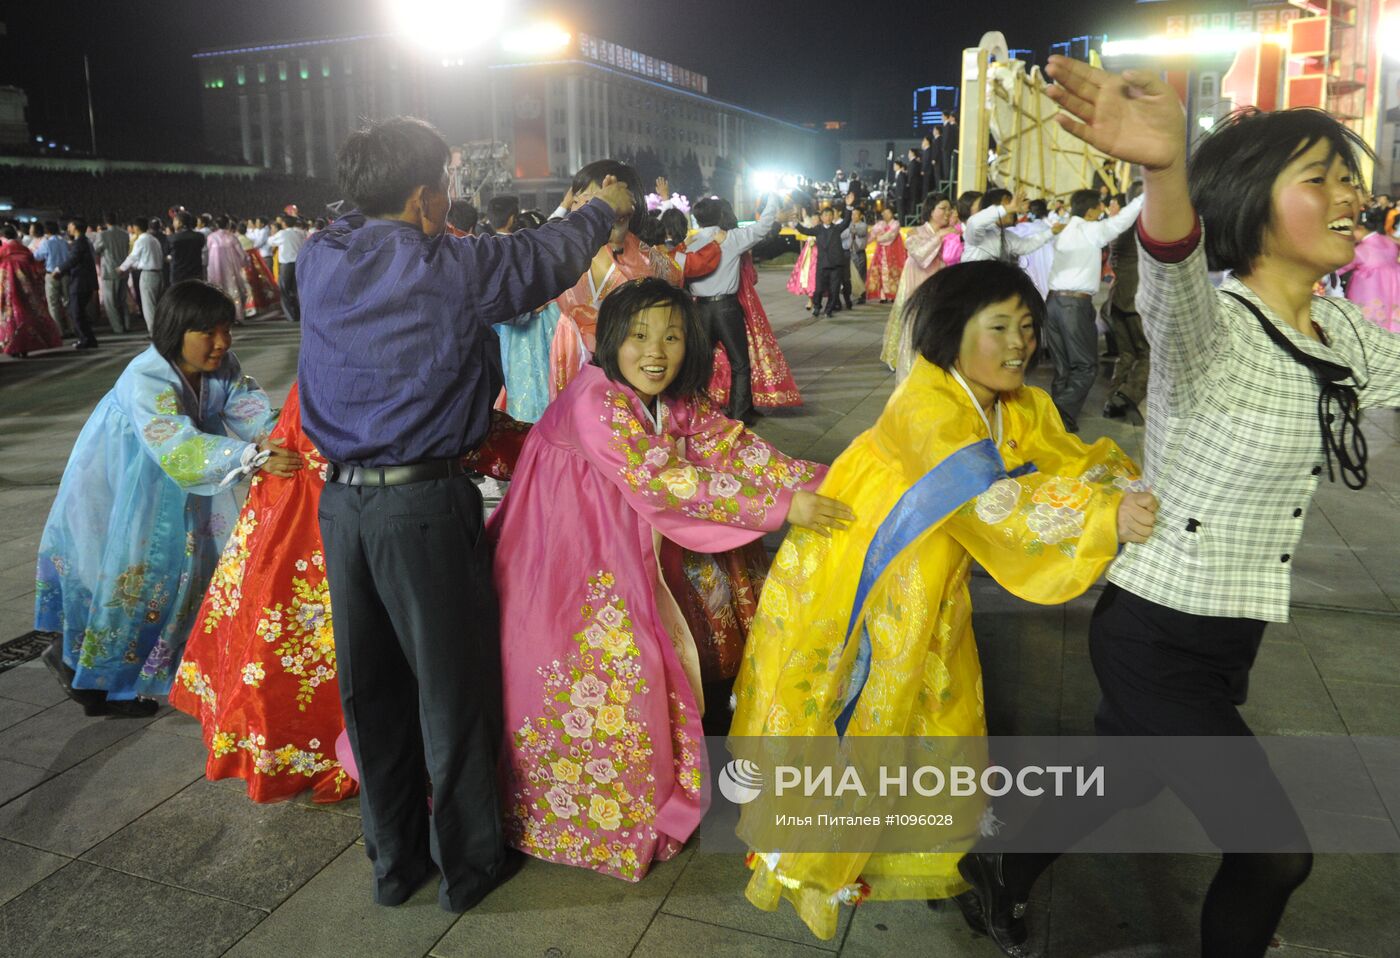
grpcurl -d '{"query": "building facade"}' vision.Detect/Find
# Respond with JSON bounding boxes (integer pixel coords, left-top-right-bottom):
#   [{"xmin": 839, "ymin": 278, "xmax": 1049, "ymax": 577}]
[{"xmin": 194, "ymin": 32, "xmax": 817, "ymax": 212}]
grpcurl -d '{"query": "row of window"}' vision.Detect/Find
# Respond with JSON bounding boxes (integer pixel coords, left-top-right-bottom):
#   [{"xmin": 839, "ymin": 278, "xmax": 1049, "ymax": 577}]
[{"xmin": 205, "ymin": 53, "xmax": 365, "ymax": 90}]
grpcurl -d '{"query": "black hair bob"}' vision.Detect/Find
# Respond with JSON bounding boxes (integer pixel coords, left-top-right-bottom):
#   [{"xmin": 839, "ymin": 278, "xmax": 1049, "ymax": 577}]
[
  {"xmin": 569, "ymin": 159, "xmax": 646, "ymax": 237},
  {"xmin": 591, "ymin": 277, "xmax": 712, "ymax": 401},
  {"xmin": 906, "ymin": 261, "xmax": 1045, "ymax": 373},
  {"xmin": 338, "ymin": 116, "xmax": 450, "ymax": 217},
  {"xmin": 152, "ymin": 280, "xmax": 239, "ymax": 361},
  {"xmin": 1190, "ymin": 107, "xmax": 1374, "ymax": 274}
]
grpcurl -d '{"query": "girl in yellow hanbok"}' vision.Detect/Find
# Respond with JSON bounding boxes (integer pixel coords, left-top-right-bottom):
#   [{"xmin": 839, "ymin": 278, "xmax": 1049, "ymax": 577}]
[{"xmin": 730, "ymin": 260, "xmax": 1159, "ymax": 941}]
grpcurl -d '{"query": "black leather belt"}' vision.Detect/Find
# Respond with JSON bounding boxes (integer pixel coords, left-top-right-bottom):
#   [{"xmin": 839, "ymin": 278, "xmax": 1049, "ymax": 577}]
[
  {"xmin": 325, "ymin": 458, "xmax": 463, "ymax": 487},
  {"xmin": 694, "ymin": 292, "xmax": 739, "ymax": 303}
]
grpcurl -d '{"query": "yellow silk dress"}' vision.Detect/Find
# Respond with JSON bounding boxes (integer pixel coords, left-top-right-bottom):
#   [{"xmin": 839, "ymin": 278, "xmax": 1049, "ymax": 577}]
[{"xmin": 730, "ymin": 357, "xmax": 1141, "ymax": 939}]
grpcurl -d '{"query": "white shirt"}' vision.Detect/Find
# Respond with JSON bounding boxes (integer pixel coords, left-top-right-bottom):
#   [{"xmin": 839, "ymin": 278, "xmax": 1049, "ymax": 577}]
[
  {"xmin": 687, "ymin": 194, "xmax": 780, "ymax": 298},
  {"xmin": 1009, "ymin": 220, "xmax": 1054, "ymax": 300},
  {"xmin": 119, "ymin": 232, "xmax": 164, "ymax": 271},
  {"xmin": 1047, "ymin": 196, "xmax": 1144, "ymax": 294},
  {"xmin": 247, "ymin": 225, "xmax": 271, "ymax": 256},
  {"xmin": 268, "ymin": 227, "xmax": 307, "ymax": 263},
  {"xmin": 960, "ymin": 204, "xmax": 1055, "ymax": 263}
]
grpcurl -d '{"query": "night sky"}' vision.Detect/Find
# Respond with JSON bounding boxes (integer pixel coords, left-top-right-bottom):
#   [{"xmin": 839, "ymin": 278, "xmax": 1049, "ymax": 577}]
[{"xmin": 0, "ymin": 0, "xmax": 1182, "ymax": 163}]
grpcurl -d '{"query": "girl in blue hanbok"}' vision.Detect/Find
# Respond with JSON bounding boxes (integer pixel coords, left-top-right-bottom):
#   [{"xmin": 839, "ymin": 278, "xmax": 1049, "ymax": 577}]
[{"xmin": 35, "ymin": 280, "xmax": 301, "ymax": 717}]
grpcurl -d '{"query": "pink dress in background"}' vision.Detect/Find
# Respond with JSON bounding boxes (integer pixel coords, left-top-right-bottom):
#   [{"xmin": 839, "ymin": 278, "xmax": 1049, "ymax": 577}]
[
  {"xmin": 488, "ymin": 364, "xmax": 824, "ymax": 882},
  {"xmin": 549, "ymin": 235, "xmax": 680, "ymax": 398},
  {"xmin": 205, "ymin": 230, "xmax": 250, "ymax": 312},
  {"xmin": 1340, "ymin": 231, "xmax": 1400, "ymax": 332}
]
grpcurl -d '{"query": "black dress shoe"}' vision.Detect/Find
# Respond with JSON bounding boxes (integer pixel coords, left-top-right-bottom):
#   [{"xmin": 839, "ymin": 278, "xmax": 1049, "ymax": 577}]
[
  {"xmin": 104, "ymin": 698, "xmax": 160, "ymax": 718},
  {"xmin": 1102, "ymin": 397, "xmax": 1129, "ymax": 420},
  {"xmin": 956, "ymin": 853, "xmax": 1032, "ymax": 955},
  {"xmin": 41, "ymin": 640, "xmax": 110, "ymax": 716}
]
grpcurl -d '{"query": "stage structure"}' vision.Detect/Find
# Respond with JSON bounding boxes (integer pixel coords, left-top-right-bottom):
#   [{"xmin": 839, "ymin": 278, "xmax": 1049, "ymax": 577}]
[
  {"xmin": 956, "ymin": 32, "xmax": 1130, "ymax": 201},
  {"xmin": 447, "ymin": 140, "xmax": 514, "ymax": 204}
]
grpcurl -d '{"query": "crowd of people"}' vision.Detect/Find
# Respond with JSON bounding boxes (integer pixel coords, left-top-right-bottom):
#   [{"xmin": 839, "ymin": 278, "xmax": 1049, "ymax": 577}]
[
  {"xmin": 20, "ymin": 53, "xmax": 1400, "ymax": 958},
  {"xmin": 1, "ymin": 209, "xmax": 321, "ymax": 356}
]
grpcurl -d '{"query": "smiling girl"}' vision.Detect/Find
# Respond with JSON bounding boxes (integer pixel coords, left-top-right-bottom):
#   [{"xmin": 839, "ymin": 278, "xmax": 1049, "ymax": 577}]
[
  {"xmin": 489, "ymin": 278, "xmax": 848, "ymax": 881},
  {"xmin": 958, "ymin": 57, "xmax": 1400, "ymax": 958},
  {"xmin": 730, "ymin": 260, "xmax": 1153, "ymax": 940},
  {"xmin": 34, "ymin": 280, "xmax": 298, "ymax": 717}
]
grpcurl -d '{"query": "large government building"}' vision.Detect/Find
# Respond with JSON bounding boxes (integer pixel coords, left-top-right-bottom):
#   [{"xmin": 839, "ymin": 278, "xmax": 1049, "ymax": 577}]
[{"xmin": 193, "ymin": 29, "xmax": 817, "ymax": 212}]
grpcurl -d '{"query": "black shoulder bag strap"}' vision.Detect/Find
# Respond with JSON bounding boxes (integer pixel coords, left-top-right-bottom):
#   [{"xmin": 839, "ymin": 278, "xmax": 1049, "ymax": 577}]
[{"xmin": 1222, "ymin": 290, "xmax": 1367, "ymax": 490}]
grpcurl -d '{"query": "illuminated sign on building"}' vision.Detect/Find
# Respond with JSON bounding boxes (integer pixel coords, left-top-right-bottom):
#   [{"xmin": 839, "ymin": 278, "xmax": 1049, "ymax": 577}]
[
  {"xmin": 912, "ymin": 85, "xmax": 958, "ymax": 130},
  {"xmin": 576, "ymin": 33, "xmax": 708, "ymax": 94}
]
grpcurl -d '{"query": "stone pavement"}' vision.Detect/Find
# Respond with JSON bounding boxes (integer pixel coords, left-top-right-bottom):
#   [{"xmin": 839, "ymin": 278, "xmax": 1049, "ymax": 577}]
[{"xmin": 0, "ymin": 272, "xmax": 1397, "ymax": 958}]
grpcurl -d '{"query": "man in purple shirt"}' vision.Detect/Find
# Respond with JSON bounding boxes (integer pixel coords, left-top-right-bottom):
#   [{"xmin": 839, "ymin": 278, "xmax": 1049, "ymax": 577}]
[{"xmin": 298, "ymin": 117, "xmax": 632, "ymax": 914}]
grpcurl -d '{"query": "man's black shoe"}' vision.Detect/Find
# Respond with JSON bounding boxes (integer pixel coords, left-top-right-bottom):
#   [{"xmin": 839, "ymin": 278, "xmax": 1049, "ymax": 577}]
[{"xmin": 956, "ymin": 853, "xmax": 1033, "ymax": 956}]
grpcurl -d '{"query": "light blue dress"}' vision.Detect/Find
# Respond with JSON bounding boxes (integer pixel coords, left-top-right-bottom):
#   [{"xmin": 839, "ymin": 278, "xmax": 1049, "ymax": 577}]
[
  {"xmin": 34, "ymin": 346, "xmax": 275, "ymax": 699},
  {"xmin": 494, "ymin": 302, "xmax": 561, "ymax": 422}
]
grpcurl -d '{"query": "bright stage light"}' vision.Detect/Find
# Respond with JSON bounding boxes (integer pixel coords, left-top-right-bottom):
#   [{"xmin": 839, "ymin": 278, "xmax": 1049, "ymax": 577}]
[
  {"xmin": 1382, "ymin": 18, "xmax": 1400, "ymax": 59},
  {"xmin": 501, "ymin": 24, "xmax": 572, "ymax": 56},
  {"xmin": 750, "ymin": 170, "xmax": 780, "ymax": 193},
  {"xmin": 385, "ymin": 0, "xmax": 509, "ymax": 55},
  {"xmin": 1102, "ymin": 31, "xmax": 1268, "ymax": 59}
]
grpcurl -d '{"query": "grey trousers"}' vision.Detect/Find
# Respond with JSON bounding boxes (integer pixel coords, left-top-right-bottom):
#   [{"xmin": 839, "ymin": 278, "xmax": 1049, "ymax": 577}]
[
  {"xmin": 44, "ymin": 273, "xmax": 70, "ymax": 335},
  {"xmin": 1043, "ymin": 292, "xmax": 1100, "ymax": 428},
  {"xmin": 137, "ymin": 271, "xmax": 162, "ymax": 335},
  {"xmin": 102, "ymin": 273, "xmax": 128, "ymax": 333}
]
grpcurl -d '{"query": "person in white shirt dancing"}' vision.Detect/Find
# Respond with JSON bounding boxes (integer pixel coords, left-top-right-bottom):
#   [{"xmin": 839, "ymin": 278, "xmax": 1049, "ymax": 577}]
[
  {"xmin": 689, "ymin": 191, "xmax": 780, "ymax": 423},
  {"xmin": 268, "ymin": 216, "xmax": 307, "ymax": 322},
  {"xmin": 1043, "ymin": 188, "xmax": 1144, "ymax": 430},
  {"xmin": 960, "ymin": 187, "xmax": 1059, "ymax": 263},
  {"xmin": 118, "ymin": 217, "xmax": 165, "ymax": 335}
]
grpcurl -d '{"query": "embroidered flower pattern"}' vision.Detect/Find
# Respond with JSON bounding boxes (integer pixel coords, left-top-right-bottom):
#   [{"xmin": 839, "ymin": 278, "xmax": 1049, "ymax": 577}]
[
  {"xmin": 506, "ymin": 571, "xmax": 701, "ymax": 882},
  {"xmin": 974, "ymin": 478, "xmax": 1021, "ymax": 524},
  {"xmin": 600, "ymin": 389, "xmax": 818, "ymax": 528}
]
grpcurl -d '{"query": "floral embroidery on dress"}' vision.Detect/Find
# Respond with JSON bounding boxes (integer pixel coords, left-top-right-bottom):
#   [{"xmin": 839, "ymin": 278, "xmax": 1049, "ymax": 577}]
[
  {"xmin": 178, "ymin": 661, "xmax": 218, "ymax": 710},
  {"xmin": 142, "ymin": 418, "xmax": 181, "ymax": 446},
  {"xmin": 105, "ymin": 564, "xmax": 147, "ymax": 614},
  {"xmin": 154, "ymin": 388, "xmax": 181, "ymax": 416},
  {"xmin": 506, "ymin": 570, "xmax": 660, "ymax": 881},
  {"xmin": 974, "ymin": 478, "xmax": 1021, "ymax": 525},
  {"xmin": 601, "ymin": 389, "xmax": 815, "ymax": 528},
  {"xmin": 235, "ymin": 730, "xmax": 338, "ymax": 779},
  {"xmin": 160, "ymin": 435, "xmax": 222, "ymax": 486},
  {"xmin": 254, "ymin": 554, "xmax": 333, "ymax": 711},
  {"xmin": 203, "ymin": 510, "xmax": 259, "ymax": 632},
  {"xmin": 1025, "ymin": 477, "xmax": 1093, "ymax": 546}
]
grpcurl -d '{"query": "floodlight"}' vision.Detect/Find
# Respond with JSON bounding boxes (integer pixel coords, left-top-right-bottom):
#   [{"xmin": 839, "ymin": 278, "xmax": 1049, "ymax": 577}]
[{"xmin": 385, "ymin": 0, "xmax": 508, "ymax": 55}]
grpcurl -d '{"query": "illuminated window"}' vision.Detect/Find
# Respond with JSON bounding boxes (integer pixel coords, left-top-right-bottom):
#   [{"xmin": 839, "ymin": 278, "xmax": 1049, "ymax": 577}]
[
  {"xmin": 322, "ymin": 57, "xmax": 331, "ymax": 79},
  {"xmin": 236, "ymin": 65, "xmax": 246, "ymax": 86},
  {"xmin": 278, "ymin": 61, "xmax": 287, "ymax": 82},
  {"xmin": 299, "ymin": 59, "xmax": 310, "ymax": 80},
  {"xmin": 258, "ymin": 63, "xmax": 267, "ymax": 83}
]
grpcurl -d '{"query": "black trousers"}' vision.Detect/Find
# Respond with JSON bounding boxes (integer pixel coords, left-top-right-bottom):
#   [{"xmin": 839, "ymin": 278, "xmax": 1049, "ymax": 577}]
[
  {"xmin": 66, "ymin": 278, "xmax": 99, "ymax": 346},
  {"xmin": 813, "ymin": 266, "xmax": 843, "ymax": 315},
  {"xmin": 318, "ymin": 475, "xmax": 505, "ymax": 911},
  {"xmin": 1002, "ymin": 584, "xmax": 1311, "ymax": 956},
  {"xmin": 696, "ymin": 294, "xmax": 752, "ymax": 421},
  {"xmin": 280, "ymin": 260, "xmax": 300, "ymax": 321}
]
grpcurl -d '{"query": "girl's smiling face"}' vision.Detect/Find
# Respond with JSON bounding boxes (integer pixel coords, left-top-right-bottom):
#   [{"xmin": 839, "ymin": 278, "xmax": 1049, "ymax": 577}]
[
  {"xmin": 953, "ymin": 295, "xmax": 1036, "ymax": 408},
  {"xmin": 616, "ymin": 304, "xmax": 685, "ymax": 401},
  {"xmin": 1260, "ymin": 138, "xmax": 1363, "ymax": 276}
]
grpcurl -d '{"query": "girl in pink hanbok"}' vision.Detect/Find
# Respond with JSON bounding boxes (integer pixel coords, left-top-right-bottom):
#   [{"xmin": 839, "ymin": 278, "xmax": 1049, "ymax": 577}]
[
  {"xmin": 490, "ymin": 278, "xmax": 852, "ymax": 882},
  {"xmin": 881, "ymin": 194, "xmax": 963, "ymax": 371},
  {"xmin": 205, "ymin": 217, "xmax": 250, "ymax": 318},
  {"xmin": 866, "ymin": 207, "xmax": 907, "ymax": 303},
  {"xmin": 786, "ymin": 209, "xmax": 819, "ymax": 310},
  {"xmin": 1339, "ymin": 208, "xmax": 1400, "ymax": 332}
]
